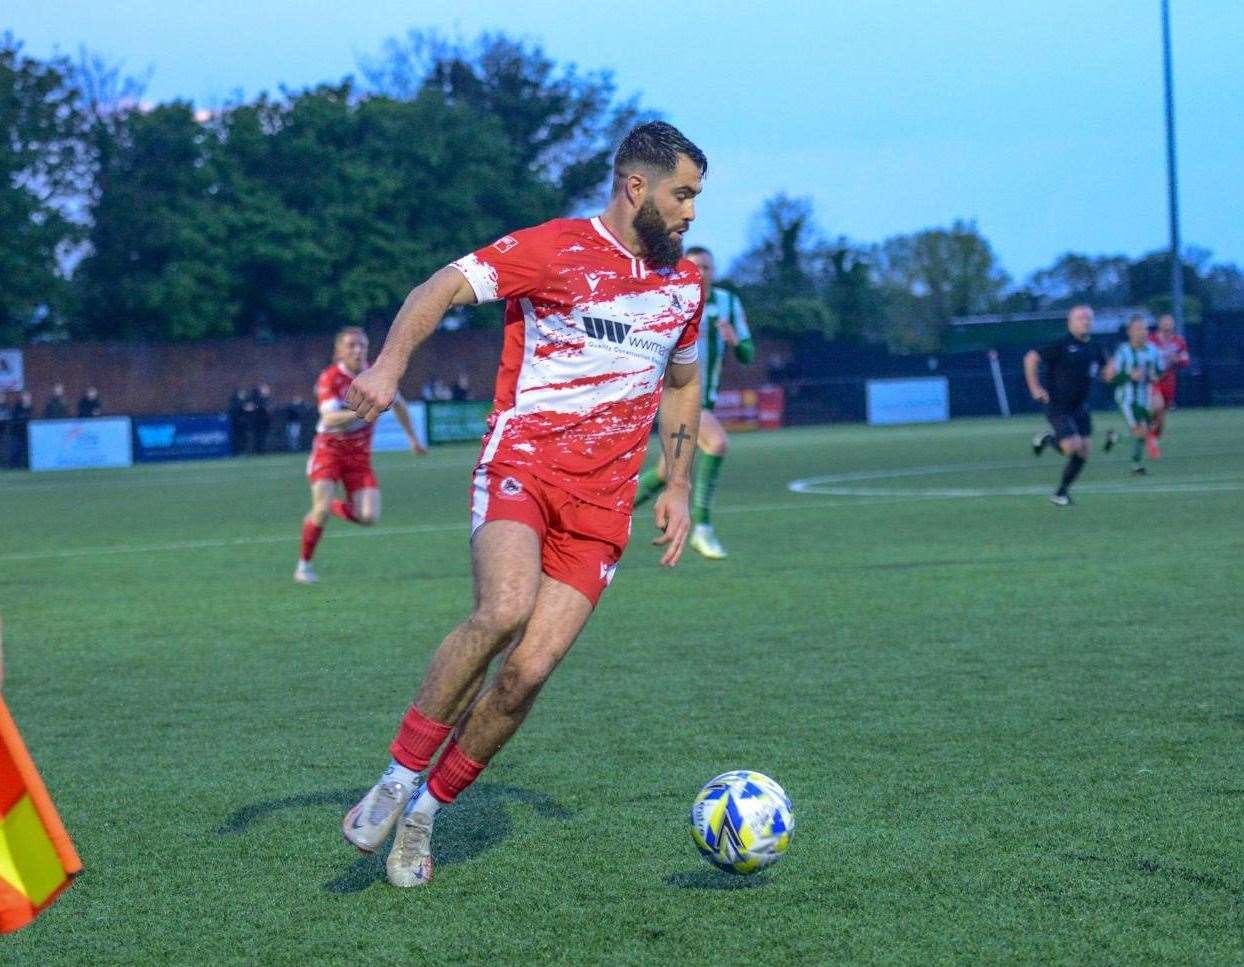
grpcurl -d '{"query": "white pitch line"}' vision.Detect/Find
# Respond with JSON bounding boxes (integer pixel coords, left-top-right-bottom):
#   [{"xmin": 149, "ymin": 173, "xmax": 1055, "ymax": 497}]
[{"xmin": 0, "ymin": 520, "xmax": 466, "ymax": 563}]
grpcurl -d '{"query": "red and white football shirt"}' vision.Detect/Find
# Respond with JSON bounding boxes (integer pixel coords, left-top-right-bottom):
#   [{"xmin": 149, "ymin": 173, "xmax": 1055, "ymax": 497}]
[
  {"xmin": 452, "ymin": 217, "xmax": 704, "ymax": 512},
  {"xmin": 314, "ymin": 362, "xmax": 375, "ymax": 456}
]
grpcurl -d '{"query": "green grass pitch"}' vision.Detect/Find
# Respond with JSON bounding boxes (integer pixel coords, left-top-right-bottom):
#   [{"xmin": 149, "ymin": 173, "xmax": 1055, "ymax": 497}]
[{"xmin": 2, "ymin": 408, "xmax": 1242, "ymax": 964}]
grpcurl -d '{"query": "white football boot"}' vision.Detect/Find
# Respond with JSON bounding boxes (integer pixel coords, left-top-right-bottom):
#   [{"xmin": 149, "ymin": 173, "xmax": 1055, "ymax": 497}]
[
  {"xmin": 342, "ymin": 779, "xmax": 413, "ymax": 852},
  {"xmin": 294, "ymin": 561, "xmax": 318, "ymax": 584},
  {"xmin": 386, "ymin": 808, "xmax": 435, "ymax": 888},
  {"xmin": 689, "ymin": 523, "xmax": 728, "ymax": 560}
]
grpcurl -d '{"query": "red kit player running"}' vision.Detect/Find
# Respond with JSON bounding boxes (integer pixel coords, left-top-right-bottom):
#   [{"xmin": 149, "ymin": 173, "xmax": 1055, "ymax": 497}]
[
  {"xmin": 339, "ymin": 122, "xmax": 708, "ymax": 888},
  {"xmin": 1147, "ymin": 312, "xmax": 1190, "ymax": 458},
  {"xmin": 295, "ymin": 327, "xmax": 423, "ymax": 584}
]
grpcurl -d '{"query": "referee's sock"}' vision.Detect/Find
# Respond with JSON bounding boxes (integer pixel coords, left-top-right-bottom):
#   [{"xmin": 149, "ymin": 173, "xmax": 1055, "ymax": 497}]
[{"xmin": 1056, "ymin": 454, "xmax": 1086, "ymax": 496}]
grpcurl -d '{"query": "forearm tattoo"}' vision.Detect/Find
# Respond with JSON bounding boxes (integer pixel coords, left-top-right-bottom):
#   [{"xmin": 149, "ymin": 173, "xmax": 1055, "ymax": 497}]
[{"xmin": 671, "ymin": 424, "xmax": 691, "ymax": 460}]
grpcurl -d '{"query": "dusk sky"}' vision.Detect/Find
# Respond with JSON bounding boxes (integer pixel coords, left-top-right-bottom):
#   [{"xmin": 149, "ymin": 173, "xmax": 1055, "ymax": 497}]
[{"xmin": 9, "ymin": 1, "xmax": 1243, "ymax": 281}]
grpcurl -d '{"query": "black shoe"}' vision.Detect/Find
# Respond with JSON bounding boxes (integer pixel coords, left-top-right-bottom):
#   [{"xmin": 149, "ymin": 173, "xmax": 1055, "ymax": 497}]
[
  {"xmin": 1132, "ymin": 465, "xmax": 1147, "ymax": 475},
  {"xmin": 1103, "ymin": 429, "xmax": 1118, "ymax": 453},
  {"xmin": 1049, "ymin": 493, "xmax": 1073, "ymax": 507}
]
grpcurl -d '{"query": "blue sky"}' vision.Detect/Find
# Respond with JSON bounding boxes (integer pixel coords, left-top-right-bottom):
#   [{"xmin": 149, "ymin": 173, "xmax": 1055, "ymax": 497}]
[{"xmin": 9, "ymin": 1, "xmax": 1243, "ymax": 280}]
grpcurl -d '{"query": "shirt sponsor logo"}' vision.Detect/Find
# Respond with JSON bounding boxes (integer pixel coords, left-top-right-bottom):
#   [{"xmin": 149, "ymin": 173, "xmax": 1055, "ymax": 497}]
[
  {"xmin": 493, "ymin": 235, "xmax": 518, "ymax": 254},
  {"xmin": 582, "ymin": 316, "xmax": 632, "ymax": 345}
]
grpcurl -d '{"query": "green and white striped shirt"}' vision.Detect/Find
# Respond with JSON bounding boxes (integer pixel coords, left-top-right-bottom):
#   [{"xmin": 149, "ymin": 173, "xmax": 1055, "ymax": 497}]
[
  {"xmin": 698, "ymin": 287, "xmax": 753, "ymax": 409},
  {"xmin": 1112, "ymin": 341, "xmax": 1164, "ymax": 413}
]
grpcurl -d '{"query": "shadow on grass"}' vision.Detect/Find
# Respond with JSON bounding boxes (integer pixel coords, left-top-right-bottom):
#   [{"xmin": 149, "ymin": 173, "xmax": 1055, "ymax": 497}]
[
  {"xmin": 217, "ymin": 783, "xmax": 572, "ymax": 895},
  {"xmin": 664, "ymin": 868, "xmax": 770, "ymax": 891}
]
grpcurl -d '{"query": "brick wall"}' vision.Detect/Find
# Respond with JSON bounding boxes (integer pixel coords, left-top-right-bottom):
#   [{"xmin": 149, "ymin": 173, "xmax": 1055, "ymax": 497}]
[{"xmin": 20, "ymin": 329, "xmax": 786, "ymax": 416}]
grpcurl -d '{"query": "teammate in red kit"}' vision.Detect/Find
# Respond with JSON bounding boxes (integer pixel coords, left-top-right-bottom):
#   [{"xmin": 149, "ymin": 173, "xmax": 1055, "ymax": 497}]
[
  {"xmin": 339, "ymin": 122, "xmax": 707, "ymax": 887},
  {"xmin": 1146, "ymin": 312, "xmax": 1189, "ymax": 458},
  {"xmin": 295, "ymin": 326, "xmax": 423, "ymax": 584}
]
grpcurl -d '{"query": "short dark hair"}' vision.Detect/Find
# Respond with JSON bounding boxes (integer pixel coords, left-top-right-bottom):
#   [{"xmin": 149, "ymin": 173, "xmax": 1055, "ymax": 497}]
[
  {"xmin": 1128, "ymin": 313, "xmax": 1147, "ymax": 326},
  {"xmin": 613, "ymin": 121, "xmax": 707, "ymax": 189},
  {"xmin": 685, "ymin": 246, "xmax": 712, "ymax": 258}
]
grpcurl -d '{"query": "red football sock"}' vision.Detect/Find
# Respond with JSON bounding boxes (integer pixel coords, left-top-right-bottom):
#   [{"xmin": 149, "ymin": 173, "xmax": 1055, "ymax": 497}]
[
  {"xmin": 300, "ymin": 519, "xmax": 324, "ymax": 562},
  {"xmin": 389, "ymin": 705, "xmax": 453, "ymax": 772},
  {"xmin": 330, "ymin": 499, "xmax": 360, "ymax": 524},
  {"xmin": 426, "ymin": 740, "xmax": 486, "ymax": 805}
]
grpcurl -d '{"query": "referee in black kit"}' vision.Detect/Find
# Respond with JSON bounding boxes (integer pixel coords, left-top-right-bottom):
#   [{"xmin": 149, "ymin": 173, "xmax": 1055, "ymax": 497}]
[{"xmin": 1023, "ymin": 305, "xmax": 1118, "ymax": 506}]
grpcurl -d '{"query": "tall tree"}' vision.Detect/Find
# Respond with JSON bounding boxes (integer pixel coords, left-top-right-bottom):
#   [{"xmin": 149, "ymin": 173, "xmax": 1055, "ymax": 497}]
[
  {"xmin": 876, "ymin": 220, "xmax": 1009, "ymax": 350},
  {"xmin": 731, "ymin": 194, "xmax": 839, "ymax": 338},
  {"xmin": 0, "ymin": 36, "xmax": 86, "ymax": 342},
  {"xmin": 73, "ymin": 101, "xmax": 234, "ymax": 340},
  {"xmin": 1027, "ymin": 252, "xmax": 1131, "ymax": 308},
  {"xmin": 360, "ymin": 31, "xmax": 643, "ymax": 211}
]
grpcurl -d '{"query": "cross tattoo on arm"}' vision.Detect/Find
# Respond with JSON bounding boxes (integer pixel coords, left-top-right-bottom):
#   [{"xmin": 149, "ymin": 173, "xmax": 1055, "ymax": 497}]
[{"xmin": 671, "ymin": 424, "xmax": 691, "ymax": 459}]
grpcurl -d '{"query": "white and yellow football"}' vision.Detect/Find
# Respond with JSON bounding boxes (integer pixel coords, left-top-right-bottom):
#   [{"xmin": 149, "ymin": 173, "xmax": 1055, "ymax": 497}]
[{"xmin": 689, "ymin": 770, "xmax": 793, "ymax": 874}]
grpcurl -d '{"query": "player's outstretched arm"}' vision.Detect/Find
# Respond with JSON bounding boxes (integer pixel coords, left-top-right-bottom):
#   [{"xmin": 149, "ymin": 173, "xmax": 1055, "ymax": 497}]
[
  {"xmin": 652, "ymin": 361, "xmax": 701, "ymax": 568},
  {"xmin": 390, "ymin": 393, "xmax": 426, "ymax": 454},
  {"xmin": 346, "ymin": 267, "xmax": 477, "ymax": 422},
  {"xmin": 1023, "ymin": 350, "xmax": 1048, "ymax": 404}
]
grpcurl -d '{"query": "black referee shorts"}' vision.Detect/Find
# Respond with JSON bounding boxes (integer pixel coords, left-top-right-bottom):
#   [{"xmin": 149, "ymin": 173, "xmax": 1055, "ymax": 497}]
[{"xmin": 1047, "ymin": 407, "xmax": 1092, "ymax": 441}]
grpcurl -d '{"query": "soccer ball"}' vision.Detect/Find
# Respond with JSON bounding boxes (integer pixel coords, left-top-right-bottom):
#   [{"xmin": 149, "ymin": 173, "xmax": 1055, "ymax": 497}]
[{"xmin": 689, "ymin": 770, "xmax": 794, "ymax": 874}]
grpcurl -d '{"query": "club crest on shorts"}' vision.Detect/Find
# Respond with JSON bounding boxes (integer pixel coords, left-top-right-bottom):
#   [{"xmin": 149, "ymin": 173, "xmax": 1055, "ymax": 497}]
[
  {"xmin": 498, "ymin": 476, "xmax": 524, "ymax": 500},
  {"xmin": 599, "ymin": 560, "xmax": 618, "ymax": 585}
]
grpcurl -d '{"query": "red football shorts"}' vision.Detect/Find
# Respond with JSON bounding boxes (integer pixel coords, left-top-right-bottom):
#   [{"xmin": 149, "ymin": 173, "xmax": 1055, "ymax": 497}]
[
  {"xmin": 469, "ymin": 465, "xmax": 631, "ymax": 607},
  {"xmin": 307, "ymin": 435, "xmax": 378, "ymax": 494},
  {"xmin": 1154, "ymin": 374, "xmax": 1177, "ymax": 408}
]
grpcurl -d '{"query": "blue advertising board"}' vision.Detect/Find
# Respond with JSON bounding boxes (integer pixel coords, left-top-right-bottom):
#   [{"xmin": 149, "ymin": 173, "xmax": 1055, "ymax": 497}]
[
  {"xmin": 132, "ymin": 414, "xmax": 232, "ymax": 462},
  {"xmin": 866, "ymin": 377, "xmax": 950, "ymax": 425},
  {"xmin": 28, "ymin": 417, "xmax": 133, "ymax": 471}
]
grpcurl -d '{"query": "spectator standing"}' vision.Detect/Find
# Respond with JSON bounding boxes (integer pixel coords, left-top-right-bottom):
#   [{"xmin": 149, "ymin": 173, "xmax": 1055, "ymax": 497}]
[
  {"xmin": 9, "ymin": 392, "xmax": 32, "ymax": 469},
  {"xmin": 452, "ymin": 372, "xmax": 472, "ymax": 401},
  {"xmin": 43, "ymin": 383, "xmax": 68, "ymax": 419},
  {"xmin": 284, "ymin": 397, "xmax": 308, "ymax": 451},
  {"xmin": 77, "ymin": 387, "xmax": 102, "ymax": 418},
  {"xmin": 250, "ymin": 383, "xmax": 273, "ymax": 454},
  {"xmin": 0, "ymin": 393, "xmax": 12, "ymax": 469},
  {"xmin": 228, "ymin": 389, "xmax": 249, "ymax": 455}
]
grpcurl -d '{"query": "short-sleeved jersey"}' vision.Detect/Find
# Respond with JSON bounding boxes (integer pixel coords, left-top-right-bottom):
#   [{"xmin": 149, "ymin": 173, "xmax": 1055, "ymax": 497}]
[
  {"xmin": 1036, "ymin": 334, "xmax": 1109, "ymax": 411},
  {"xmin": 1112, "ymin": 341, "xmax": 1164, "ymax": 412},
  {"xmin": 314, "ymin": 362, "xmax": 374, "ymax": 454},
  {"xmin": 452, "ymin": 216, "xmax": 704, "ymax": 512},
  {"xmin": 699, "ymin": 287, "xmax": 751, "ymax": 408},
  {"xmin": 1111, "ymin": 342, "xmax": 1165, "ymax": 388},
  {"xmin": 1149, "ymin": 330, "xmax": 1189, "ymax": 372}
]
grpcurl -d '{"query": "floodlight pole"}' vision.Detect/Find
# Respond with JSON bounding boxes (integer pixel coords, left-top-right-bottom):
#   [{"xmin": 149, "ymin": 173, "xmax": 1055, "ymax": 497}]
[{"xmin": 1161, "ymin": 0, "xmax": 1185, "ymax": 334}]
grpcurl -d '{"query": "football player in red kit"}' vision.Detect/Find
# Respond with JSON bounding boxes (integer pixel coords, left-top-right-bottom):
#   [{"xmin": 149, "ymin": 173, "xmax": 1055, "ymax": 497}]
[
  {"xmin": 295, "ymin": 327, "xmax": 423, "ymax": 584},
  {"xmin": 1146, "ymin": 312, "xmax": 1190, "ymax": 458},
  {"xmin": 339, "ymin": 122, "xmax": 707, "ymax": 888}
]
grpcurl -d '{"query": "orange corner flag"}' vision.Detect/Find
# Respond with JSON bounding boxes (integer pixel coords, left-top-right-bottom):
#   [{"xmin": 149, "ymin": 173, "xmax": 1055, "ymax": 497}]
[{"xmin": 0, "ymin": 696, "xmax": 81, "ymax": 933}]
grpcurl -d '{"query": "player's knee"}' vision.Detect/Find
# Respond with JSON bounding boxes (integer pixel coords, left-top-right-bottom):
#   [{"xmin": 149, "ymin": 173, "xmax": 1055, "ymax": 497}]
[
  {"xmin": 703, "ymin": 434, "xmax": 728, "ymax": 457},
  {"xmin": 471, "ymin": 600, "xmax": 531, "ymax": 646}
]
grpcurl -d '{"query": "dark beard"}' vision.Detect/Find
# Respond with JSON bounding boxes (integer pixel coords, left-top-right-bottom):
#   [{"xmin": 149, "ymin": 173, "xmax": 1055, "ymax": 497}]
[{"xmin": 633, "ymin": 199, "xmax": 682, "ymax": 268}]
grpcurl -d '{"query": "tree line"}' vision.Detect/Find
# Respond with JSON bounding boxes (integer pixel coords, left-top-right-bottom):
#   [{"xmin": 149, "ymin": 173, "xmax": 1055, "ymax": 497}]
[
  {"xmin": 3, "ymin": 32, "xmax": 1241, "ymax": 352},
  {"xmin": 732, "ymin": 195, "xmax": 1244, "ymax": 352}
]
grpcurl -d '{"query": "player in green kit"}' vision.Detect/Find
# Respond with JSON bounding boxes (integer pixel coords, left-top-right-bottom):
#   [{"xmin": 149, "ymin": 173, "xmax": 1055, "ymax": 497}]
[
  {"xmin": 634, "ymin": 246, "xmax": 753, "ymax": 558},
  {"xmin": 1111, "ymin": 314, "xmax": 1165, "ymax": 475}
]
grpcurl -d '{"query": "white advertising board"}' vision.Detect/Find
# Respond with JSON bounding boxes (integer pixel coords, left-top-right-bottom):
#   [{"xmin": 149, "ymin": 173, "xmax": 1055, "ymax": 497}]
[{"xmin": 29, "ymin": 417, "xmax": 134, "ymax": 471}]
